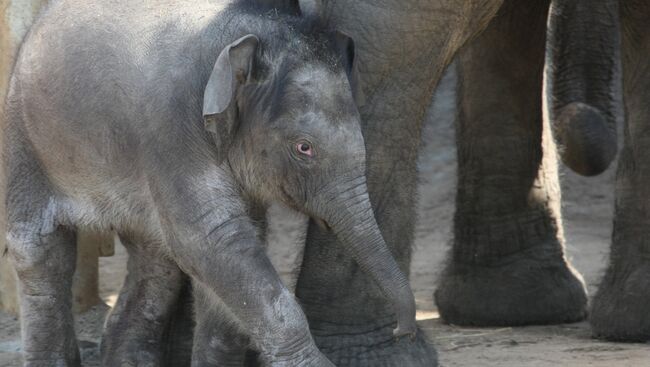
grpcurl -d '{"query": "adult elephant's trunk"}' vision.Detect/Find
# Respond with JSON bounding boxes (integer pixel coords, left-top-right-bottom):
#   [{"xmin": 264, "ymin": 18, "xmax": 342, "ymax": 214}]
[
  {"xmin": 308, "ymin": 175, "xmax": 417, "ymax": 338},
  {"xmin": 546, "ymin": 0, "xmax": 621, "ymax": 176}
]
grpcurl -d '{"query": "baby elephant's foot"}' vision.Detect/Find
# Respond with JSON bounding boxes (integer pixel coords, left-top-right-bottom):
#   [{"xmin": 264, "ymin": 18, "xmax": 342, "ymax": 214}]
[
  {"xmin": 290, "ymin": 351, "xmax": 334, "ymax": 367},
  {"xmin": 23, "ymin": 356, "xmax": 80, "ymax": 367},
  {"xmin": 102, "ymin": 335, "xmax": 162, "ymax": 367},
  {"xmin": 101, "ymin": 239, "xmax": 186, "ymax": 367},
  {"xmin": 102, "ymin": 347, "xmax": 161, "ymax": 367},
  {"xmin": 261, "ymin": 345, "xmax": 334, "ymax": 367}
]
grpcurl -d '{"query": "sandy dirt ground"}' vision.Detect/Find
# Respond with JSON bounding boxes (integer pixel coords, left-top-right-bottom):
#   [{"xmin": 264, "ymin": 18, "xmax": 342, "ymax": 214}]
[{"xmin": 1, "ymin": 68, "xmax": 649, "ymax": 366}]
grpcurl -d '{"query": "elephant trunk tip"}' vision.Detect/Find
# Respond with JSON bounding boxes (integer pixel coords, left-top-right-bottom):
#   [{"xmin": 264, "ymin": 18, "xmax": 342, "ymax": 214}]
[
  {"xmin": 555, "ymin": 102, "xmax": 617, "ymax": 177},
  {"xmin": 392, "ymin": 286, "xmax": 418, "ymax": 340},
  {"xmin": 393, "ymin": 320, "xmax": 418, "ymax": 340}
]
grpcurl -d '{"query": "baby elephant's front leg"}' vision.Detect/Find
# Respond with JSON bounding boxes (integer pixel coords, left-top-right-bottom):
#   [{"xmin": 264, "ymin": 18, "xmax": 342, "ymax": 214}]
[{"xmin": 172, "ymin": 217, "xmax": 333, "ymax": 366}]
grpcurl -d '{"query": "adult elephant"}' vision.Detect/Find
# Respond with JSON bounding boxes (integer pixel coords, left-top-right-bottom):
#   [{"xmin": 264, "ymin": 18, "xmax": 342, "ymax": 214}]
[
  {"xmin": 289, "ymin": 0, "xmax": 619, "ymax": 364},
  {"xmin": 89, "ymin": 0, "xmax": 620, "ymax": 365},
  {"xmin": 590, "ymin": 0, "xmax": 650, "ymax": 342}
]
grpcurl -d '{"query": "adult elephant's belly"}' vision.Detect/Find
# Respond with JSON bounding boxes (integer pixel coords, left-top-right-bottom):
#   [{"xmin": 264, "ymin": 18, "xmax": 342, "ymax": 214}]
[
  {"xmin": 327, "ymin": 0, "xmax": 503, "ymax": 98},
  {"xmin": 324, "ymin": 0, "xmax": 504, "ymax": 152}
]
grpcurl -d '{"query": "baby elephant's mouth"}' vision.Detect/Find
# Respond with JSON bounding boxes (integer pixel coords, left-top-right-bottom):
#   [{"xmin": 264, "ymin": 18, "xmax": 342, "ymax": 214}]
[
  {"xmin": 280, "ymin": 186, "xmax": 302, "ymax": 210},
  {"xmin": 279, "ymin": 186, "xmax": 331, "ymax": 231},
  {"xmin": 313, "ymin": 218, "xmax": 331, "ymax": 231}
]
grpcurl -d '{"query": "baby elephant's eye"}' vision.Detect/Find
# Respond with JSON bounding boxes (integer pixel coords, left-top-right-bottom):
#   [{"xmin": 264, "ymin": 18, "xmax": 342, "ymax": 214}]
[{"xmin": 296, "ymin": 142, "xmax": 314, "ymax": 157}]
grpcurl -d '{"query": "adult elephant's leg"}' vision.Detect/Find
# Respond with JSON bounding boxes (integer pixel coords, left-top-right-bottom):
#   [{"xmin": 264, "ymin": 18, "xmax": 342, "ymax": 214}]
[
  {"xmin": 435, "ymin": 0, "xmax": 588, "ymax": 326},
  {"xmin": 290, "ymin": 1, "xmax": 492, "ymax": 364},
  {"xmin": 591, "ymin": 3, "xmax": 650, "ymax": 341}
]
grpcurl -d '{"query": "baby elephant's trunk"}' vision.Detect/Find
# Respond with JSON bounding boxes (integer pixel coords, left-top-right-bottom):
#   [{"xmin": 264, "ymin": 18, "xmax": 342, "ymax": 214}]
[{"xmin": 314, "ymin": 175, "xmax": 417, "ymax": 338}]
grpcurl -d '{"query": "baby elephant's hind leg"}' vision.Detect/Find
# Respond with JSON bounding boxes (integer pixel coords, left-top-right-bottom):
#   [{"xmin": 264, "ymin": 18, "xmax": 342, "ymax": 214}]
[
  {"xmin": 5, "ymin": 142, "xmax": 79, "ymax": 367},
  {"xmin": 101, "ymin": 238, "xmax": 184, "ymax": 367},
  {"xmin": 191, "ymin": 283, "xmax": 251, "ymax": 367},
  {"xmin": 7, "ymin": 224, "xmax": 79, "ymax": 367}
]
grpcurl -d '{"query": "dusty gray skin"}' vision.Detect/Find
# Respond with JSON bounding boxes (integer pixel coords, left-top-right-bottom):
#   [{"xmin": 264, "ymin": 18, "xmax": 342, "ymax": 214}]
[
  {"xmin": 284, "ymin": 0, "xmax": 620, "ymax": 364},
  {"xmin": 160, "ymin": 0, "xmax": 623, "ymax": 364},
  {"xmin": 536, "ymin": 0, "xmax": 650, "ymax": 343},
  {"xmin": 545, "ymin": 0, "xmax": 620, "ymax": 177},
  {"xmin": 158, "ymin": 0, "xmax": 620, "ymax": 365},
  {"xmin": 435, "ymin": 0, "xmax": 621, "ymax": 327},
  {"xmin": 3, "ymin": 0, "xmax": 417, "ymax": 365},
  {"xmin": 175, "ymin": 0, "xmax": 640, "ymax": 357},
  {"xmin": 518, "ymin": 0, "xmax": 650, "ymax": 344},
  {"xmin": 589, "ymin": 0, "xmax": 650, "ymax": 342}
]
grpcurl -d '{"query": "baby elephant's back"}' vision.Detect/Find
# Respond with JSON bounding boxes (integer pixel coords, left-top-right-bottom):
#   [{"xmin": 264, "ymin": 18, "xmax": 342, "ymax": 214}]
[{"xmin": 7, "ymin": 0, "xmax": 229, "ymax": 190}]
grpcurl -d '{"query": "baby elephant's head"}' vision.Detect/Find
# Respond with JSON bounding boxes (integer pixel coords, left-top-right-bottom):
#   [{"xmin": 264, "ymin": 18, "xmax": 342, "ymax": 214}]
[
  {"xmin": 203, "ymin": 27, "xmax": 368, "ymax": 219},
  {"xmin": 202, "ymin": 26, "xmax": 416, "ymax": 338}
]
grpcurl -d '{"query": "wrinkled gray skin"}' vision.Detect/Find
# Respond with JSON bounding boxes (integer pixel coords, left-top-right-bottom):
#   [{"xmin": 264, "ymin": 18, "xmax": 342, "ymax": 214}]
[
  {"xmin": 589, "ymin": 0, "xmax": 650, "ymax": 342},
  {"xmin": 4, "ymin": 0, "xmax": 627, "ymax": 365},
  {"xmin": 291, "ymin": 0, "xmax": 618, "ymax": 364},
  {"xmin": 527, "ymin": 0, "xmax": 650, "ymax": 343},
  {"xmin": 3, "ymin": 0, "xmax": 419, "ymax": 365},
  {"xmin": 521, "ymin": 0, "xmax": 650, "ymax": 344},
  {"xmin": 141, "ymin": 0, "xmax": 641, "ymax": 360},
  {"xmin": 108, "ymin": 0, "xmax": 621, "ymax": 365},
  {"xmin": 435, "ymin": 0, "xmax": 620, "ymax": 327}
]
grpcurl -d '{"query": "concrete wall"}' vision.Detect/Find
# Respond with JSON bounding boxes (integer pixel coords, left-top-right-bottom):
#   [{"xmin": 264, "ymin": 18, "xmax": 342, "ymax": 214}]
[{"xmin": 0, "ymin": 0, "xmax": 114, "ymax": 314}]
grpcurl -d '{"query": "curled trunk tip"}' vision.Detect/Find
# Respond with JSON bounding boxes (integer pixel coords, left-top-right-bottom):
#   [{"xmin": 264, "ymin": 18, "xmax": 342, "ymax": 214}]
[
  {"xmin": 317, "ymin": 178, "xmax": 417, "ymax": 339},
  {"xmin": 554, "ymin": 102, "xmax": 617, "ymax": 176}
]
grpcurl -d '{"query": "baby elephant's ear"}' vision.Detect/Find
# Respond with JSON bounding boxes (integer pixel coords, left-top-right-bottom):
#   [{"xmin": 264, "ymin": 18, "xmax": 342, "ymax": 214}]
[
  {"xmin": 334, "ymin": 31, "xmax": 365, "ymax": 107},
  {"xmin": 203, "ymin": 35, "xmax": 259, "ymax": 152}
]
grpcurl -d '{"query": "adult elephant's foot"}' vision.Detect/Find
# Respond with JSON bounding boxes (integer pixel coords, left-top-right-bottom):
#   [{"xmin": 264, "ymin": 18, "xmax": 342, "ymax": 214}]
[
  {"xmin": 435, "ymin": 210, "xmax": 588, "ymax": 326},
  {"xmin": 435, "ymin": 245, "xmax": 588, "ymax": 326},
  {"xmin": 590, "ymin": 259, "xmax": 650, "ymax": 342},
  {"xmin": 310, "ymin": 317, "xmax": 437, "ymax": 366}
]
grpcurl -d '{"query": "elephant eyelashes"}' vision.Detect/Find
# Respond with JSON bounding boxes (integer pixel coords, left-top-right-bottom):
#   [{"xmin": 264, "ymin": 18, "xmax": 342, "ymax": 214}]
[{"xmin": 296, "ymin": 141, "xmax": 314, "ymax": 157}]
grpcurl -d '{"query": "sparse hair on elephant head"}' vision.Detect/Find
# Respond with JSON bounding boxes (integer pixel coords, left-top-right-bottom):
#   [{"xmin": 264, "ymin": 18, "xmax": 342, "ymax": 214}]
[
  {"xmin": 202, "ymin": 24, "xmax": 364, "ymax": 157},
  {"xmin": 201, "ymin": 7, "xmax": 366, "ymax": 208}
]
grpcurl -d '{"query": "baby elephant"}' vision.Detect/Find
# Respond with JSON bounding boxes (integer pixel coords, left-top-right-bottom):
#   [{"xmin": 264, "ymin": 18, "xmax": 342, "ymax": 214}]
[{"xmin": 4, "ymin": 0, "xmax": 416, "ymax": 365}]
